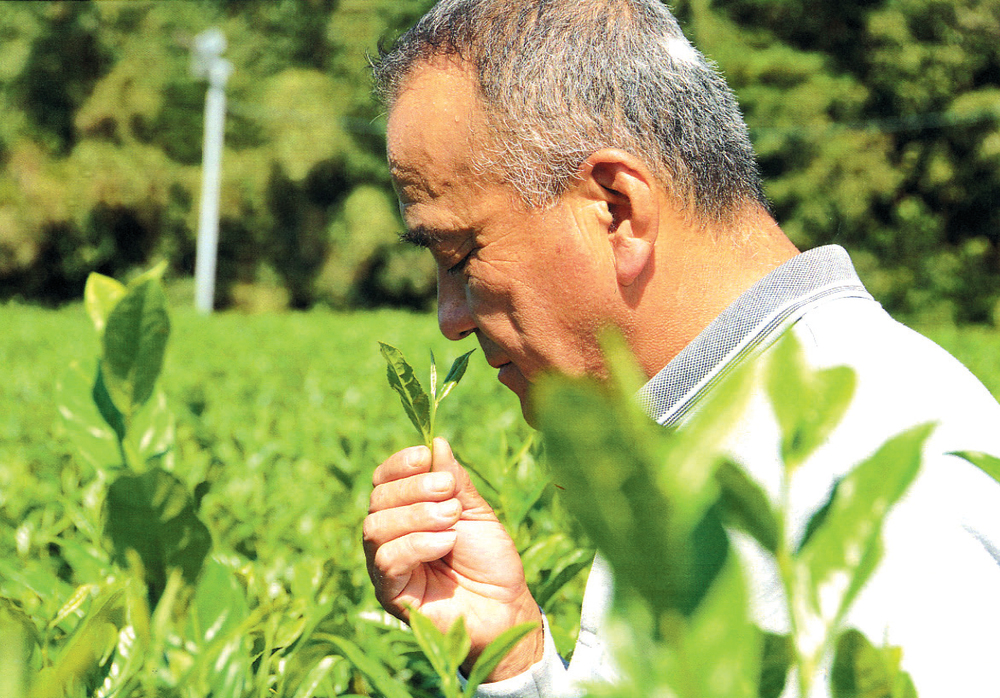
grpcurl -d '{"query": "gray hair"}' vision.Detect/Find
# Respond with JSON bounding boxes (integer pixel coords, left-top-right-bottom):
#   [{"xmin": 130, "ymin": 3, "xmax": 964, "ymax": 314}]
[{"xmin": 373, "ymin": 0, "xmax": 768, "ymax": 225}]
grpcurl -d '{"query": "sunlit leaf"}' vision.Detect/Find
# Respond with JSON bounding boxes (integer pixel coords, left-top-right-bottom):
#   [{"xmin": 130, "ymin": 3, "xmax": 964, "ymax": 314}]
[
  {"xmin": 950, "ymin": 450, "xmax": 1000, "ymax": 485},
  {"xmin": 324, "ymin": 635, "xmax": 411, "ymax": 698},
  {"xmin": 766, "ymin": 334, "xmax": 856, "ymax": 470},
  {"xmin": 0, "ymin": 598, "xmax": 38, "ymax": 698},
  {"xmin": 408, "ymin": 609, "xmax": 460, "ymax": 696},
  {"xmin": 437, "ymin": 348, "xmax": 476, "ymax": 404},
  {"xmin": 83, "ymin": 272, "xmax": 126, "ymax": 335},
  {"xmin": 126, "ymin": 260, "xmax": 168, "ymax": 289},
  {"xmin": 444, "ymin": 615, "xmax": 472, "ymax": 675},
  {"xmin": 190, "ymin": 559, "xmax": 249, "ymax": 645},
  {"xmin": 132, "ymin": 389, "xmax": 176, "ymax": 469},
  {"xmin": 29, "ymin": 585, "xmax": 126, "ymax": 698},
  {"xmin": 463, "ymin": 622, "xmax": 539, "ymax": 698},
  {"xmin": 831, "ymin": 628, "xmax": 917, "ymax": 698},
  {"xmin": 57, "ymin": 361, "xmax": 121, "ymax": 471},
  {"xmin": 430, "ymin": 349, "xmax": 439, "ymax": 399},
  {"xmin": 292, "ymin": 656, "xmax": 341, "ymax": 698},
  {"xmin": 378, "ymin": 342, "xmax": 431, "ymax": 445},
  {"xmin": 101, "ymin": 279, "xmax": 170, "ymax": 421},
  {"xmin": 791, "ymin": 424, "xmax": 932, "ymax": 665}
]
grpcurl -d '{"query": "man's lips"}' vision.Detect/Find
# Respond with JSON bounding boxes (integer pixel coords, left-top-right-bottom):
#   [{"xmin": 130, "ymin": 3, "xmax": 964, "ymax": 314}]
[
  {"xmin": 485, "ymin": 355, "xmax": 510, "ymax": 370},
  {"xmin": 497, "ymin": 362, "xmax": 518, "ymax": 389}
]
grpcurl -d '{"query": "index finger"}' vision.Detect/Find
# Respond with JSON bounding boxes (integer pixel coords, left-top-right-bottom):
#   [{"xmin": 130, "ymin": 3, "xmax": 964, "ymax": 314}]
[{"xmin": 373, "ymin": 444, "xmax": 432, "ymax": 487}]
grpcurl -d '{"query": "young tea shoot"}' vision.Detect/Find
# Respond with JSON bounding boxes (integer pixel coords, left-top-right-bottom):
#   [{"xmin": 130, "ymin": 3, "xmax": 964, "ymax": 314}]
[{"xmin": 378, "ymin": 342, "xmax": 475, "ymax": 451}]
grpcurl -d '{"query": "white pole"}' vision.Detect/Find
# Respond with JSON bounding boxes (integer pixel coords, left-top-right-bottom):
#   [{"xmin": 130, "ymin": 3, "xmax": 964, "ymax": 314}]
[{"xmin": 192, "ymin": 29, "xmax": 232, "ymax": 314}]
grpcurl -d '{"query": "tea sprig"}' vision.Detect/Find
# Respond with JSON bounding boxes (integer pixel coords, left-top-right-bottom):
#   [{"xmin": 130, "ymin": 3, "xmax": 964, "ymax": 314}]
[{"xmin": 378, "ymin": 342, "xmax": 475, "ymax": 450}]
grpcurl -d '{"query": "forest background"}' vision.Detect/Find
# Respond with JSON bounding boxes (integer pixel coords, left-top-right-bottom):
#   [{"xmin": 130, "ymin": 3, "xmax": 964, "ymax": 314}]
[{"xmin": 1, "ymin": 0, "xmax": 999, "ymax": 323}]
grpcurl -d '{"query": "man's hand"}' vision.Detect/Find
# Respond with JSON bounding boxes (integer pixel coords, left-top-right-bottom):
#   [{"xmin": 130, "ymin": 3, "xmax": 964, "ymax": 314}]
[{"xmin": 363, "ymin": 437, "xmax": 544, "ymax": 681}]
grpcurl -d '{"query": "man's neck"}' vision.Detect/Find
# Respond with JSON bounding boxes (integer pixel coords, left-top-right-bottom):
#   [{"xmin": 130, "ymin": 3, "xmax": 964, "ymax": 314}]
[{"xmin": 626, "ymin": 205, "xmax": 798, "ymax": 379}]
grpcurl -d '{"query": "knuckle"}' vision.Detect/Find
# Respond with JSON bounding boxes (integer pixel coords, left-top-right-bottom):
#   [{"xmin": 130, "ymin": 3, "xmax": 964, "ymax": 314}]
[{"xmin": 361, "ymin": 513, "xmax": 380, "ymax": 544}]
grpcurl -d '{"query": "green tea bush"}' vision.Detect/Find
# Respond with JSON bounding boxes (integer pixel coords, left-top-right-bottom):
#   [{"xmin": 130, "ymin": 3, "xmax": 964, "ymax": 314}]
[{"xmin": 0, "ymin": 273, "xmax": 585, "ymax": 697}]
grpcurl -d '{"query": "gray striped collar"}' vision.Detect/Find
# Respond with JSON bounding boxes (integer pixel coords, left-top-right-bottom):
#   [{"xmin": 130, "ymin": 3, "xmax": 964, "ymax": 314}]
[{"xmin": 637, "ymin": 245, "xmax": 873, "ymax": 425}]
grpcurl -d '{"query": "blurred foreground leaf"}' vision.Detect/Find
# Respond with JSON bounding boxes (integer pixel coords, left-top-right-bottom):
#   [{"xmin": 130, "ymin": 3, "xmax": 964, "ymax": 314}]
[
  {"xmin": 188, "ymin": 559, "xmax": 252, "ymax": 696},
  {"xmin": 831, "ymin": 628, "xmax": 917, "ymax": 698},
  {"xmin": 951, "ymin": 450, "xmax": 1000, "ymax": 484},
  {"xmin": 716, "ymin": 459, "xmax": 780, "ymax": 555},
  {"xmin": 104, "ymin": 468, "xmax": 211, "ymax": 606},
  {"xmin": 767, "ymin": 334, "xmax": 856, "ymax": 470},
  {"xmin": 790, "ymin": 424, "xmax": 932, "ymax": 672},
  {"xmin": 535, "ymin": 343, "xmax": 740, "ymax": 619},
  {"xmin": 0, "ymin": 599, "xmax": 37, "ymax": 698},
  {"xmin": 83, "ymin": 272, "xmax": 126, "ymax": 336},
  {"xmin": 30, "ymin": 585, "xmax": 126, "ymax": 698},
  {"xmin": 101, "ymin": 279, "xmax": 170, "ymax": 422}
]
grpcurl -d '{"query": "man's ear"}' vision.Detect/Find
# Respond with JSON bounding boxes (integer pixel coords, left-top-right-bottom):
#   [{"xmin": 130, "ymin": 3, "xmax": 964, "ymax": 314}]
[{"xmin": 581, "ymin": 150, "xmax": 659, "ymax": 287}]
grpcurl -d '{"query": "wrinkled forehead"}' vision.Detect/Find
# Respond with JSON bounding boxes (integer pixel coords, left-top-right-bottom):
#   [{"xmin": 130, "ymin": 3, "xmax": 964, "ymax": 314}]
[{"xmin": 386, "ymin": 60, "xmax": 492, "ymax": 205}]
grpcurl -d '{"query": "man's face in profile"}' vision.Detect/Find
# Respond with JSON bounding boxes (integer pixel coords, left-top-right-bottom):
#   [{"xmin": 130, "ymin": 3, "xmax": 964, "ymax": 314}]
[{"xmin": 386, "ymin": 60, "xmax": 621, "ymax": 420}]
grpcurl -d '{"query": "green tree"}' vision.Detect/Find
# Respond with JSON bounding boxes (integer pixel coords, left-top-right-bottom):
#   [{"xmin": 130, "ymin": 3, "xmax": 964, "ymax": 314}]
[{"xmin": 679, "ymin": 0, "xmax": 1000, "ymax": 323}]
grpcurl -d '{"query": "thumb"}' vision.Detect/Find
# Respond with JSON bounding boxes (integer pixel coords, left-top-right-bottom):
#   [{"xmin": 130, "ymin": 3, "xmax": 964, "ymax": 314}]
[{"xmin": 431, "ymin": 437, "xmax": 495, "ymax": 517}]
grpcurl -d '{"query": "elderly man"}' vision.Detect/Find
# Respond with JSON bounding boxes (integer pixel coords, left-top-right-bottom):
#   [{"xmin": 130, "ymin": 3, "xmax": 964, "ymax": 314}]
[{"xmin": 361, "ymin": 1, "xmax": 1000, "ymax": 696}]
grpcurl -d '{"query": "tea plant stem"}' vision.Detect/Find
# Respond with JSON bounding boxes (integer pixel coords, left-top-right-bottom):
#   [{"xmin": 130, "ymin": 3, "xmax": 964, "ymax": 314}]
[{"xmin": 775, "ymin": 469, "xmax": 809, "ymax": 698}]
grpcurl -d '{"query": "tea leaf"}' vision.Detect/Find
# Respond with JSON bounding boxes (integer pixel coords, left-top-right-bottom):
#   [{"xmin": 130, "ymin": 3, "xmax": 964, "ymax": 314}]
[
  {"xmin": 29, "ymin": 585, "xmax": 126, "ymax": 698},
  {"xmin": 715, "ymin": 459, "xmax": 779, "ymax": 555},
  {"xmin": 767, "ymin": 334, "xmax": 856, "ymax": 470},
  {"xmin": 323, "ymin": 635, "xmax": 411, "ymax": 698},
  {"xmin": 57, "ymin": 361, "xmax": 121, "ymax": 471},
  {"xmin": 378, "ymin": 342, "xmax": 431, "ymax": 445},
  {"xmin": 408, "ymin": 609, "xmax": 460, "ymax": 696},
  {"xmin": 292, "ymin": 656, "xmax": 339, "ymax": 698},
  {"xmin": 536, "ymin": 372, "xmax": 728, "ymax": 618},
  {"xmin": 791, "ymin": 424, "xmax": 932, "ymax": 663},
  {"xmin": 127, "ymin": 260, "xmax": 168, "ymax": 288},
  {"xmin": 190, "ymin": 560, "xmax": 251, "ymax": 697},
  {"xmin": 675, "ymin": 555, "xmax": 760, "ymax": 698},
  {"xmin": 104, "ymin": 467, "xmax": 211, "ymax": 606},
  {"xmin": 445, "ymin": 616, "xmax": 472, "ymax": 675},
  {"xmin": 430, "ymin": 349, "xmax": 439, "ymax": 399},
  {"xmin": 463, "ymin": 621, "xmax": 539, "ymax": 698},
  {"xmin": 101, "ymin": 279, "xmax": 170, "ymax": 421},
  {"xmin": 950, "ymin": 450, "xmax": 1000, "ymax": 485},
  {"xmin": 437, "ymin": 349, "xmax": 476, "ymax": 405},
  {"xmin": 0, "ymin": 598, "xmax": 37, "ymax": 698},
  {"xmin": 93, "ymin": 361, "xmax": 126, "ymax": 444},
  {"xmin": 758, "ymin": 632, "xmax": 793, "ymax": 698},
  {"xmin": 84, "ymin": 273, "xmax": 127, "ymax": 335},
  {"xmin": 532, "ymin": 549, "xmax": 594, "ymax": 609},
  {"xmin": 831, "ymin": 628, "xmax": 917, "ymax": 698}
]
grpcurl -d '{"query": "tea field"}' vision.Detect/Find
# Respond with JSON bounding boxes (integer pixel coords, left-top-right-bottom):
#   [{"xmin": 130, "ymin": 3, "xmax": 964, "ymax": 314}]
[
  {"xmin": 0, "ymin": 301, "xmax": 588, "ymax": 697},
  {"xmin": 1, "ymin": 300, "xmax": 998, "ymax": 696}
]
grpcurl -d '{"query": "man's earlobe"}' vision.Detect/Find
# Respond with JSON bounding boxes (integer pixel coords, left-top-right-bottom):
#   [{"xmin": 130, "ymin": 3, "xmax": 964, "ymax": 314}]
[{"xmin": 614, "ymin": 236, "xmax": 654, "ymax": 286}]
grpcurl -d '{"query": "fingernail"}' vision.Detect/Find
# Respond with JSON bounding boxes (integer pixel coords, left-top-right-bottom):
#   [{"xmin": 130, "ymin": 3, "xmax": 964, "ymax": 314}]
[{"xmin": 438, "ymin": 499, "xmax": 460, "ymax": 518}]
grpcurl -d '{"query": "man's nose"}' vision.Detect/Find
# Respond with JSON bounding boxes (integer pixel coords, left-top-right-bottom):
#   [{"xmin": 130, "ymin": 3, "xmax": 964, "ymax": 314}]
[{"xmin": 437, "ymin": 270, "xmax": 476, "ymax": 341}]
